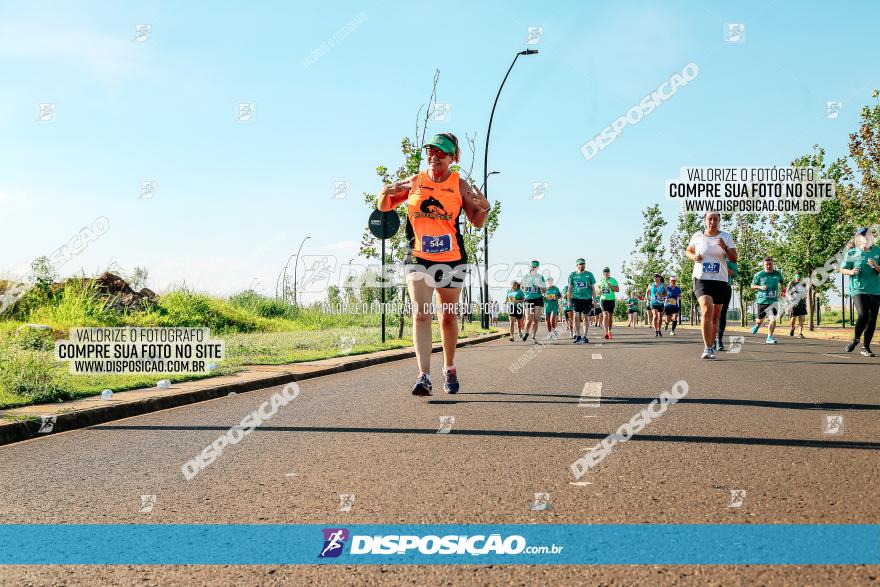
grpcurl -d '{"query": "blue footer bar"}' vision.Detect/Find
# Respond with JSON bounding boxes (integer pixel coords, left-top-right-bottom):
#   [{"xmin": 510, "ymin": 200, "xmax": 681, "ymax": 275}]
[{"xmin": 1, "ymin": 524, "xmax": 877, "ymax": 565}]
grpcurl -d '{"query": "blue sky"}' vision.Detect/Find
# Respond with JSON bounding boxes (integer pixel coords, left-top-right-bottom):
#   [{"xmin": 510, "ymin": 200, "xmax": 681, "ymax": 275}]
[{"xmin": 1, "ymin": 0, "xmax": 876, "ymax": 302}]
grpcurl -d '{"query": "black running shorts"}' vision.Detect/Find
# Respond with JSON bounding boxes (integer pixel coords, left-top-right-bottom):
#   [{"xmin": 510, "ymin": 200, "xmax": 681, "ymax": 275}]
[{"xmin": 693, "ymin": 278, "xmax": 731, "ymax": 305}]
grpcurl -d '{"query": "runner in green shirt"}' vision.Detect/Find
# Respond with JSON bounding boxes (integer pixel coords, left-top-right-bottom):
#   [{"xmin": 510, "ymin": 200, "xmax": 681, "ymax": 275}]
[
  {"xmin": 597, "ymin": 267, "xmax": 620, "ymax": 339},
  {"xmin": 567, "ymin": 258, "xmax": 597, "ymax": 344},
  {"xmin": 750, "ymin": 256, "xmax": 784, "ymax": 344},
  {"xmin": 841, "ymin": 228, "xmax": 880, "ymax": 356},
  {"xmin": 521, "ymin": 260, "xmax": 547, "ymax": 343},
  {"xmin": 505, "ymin": 281, "xmax": 525, "ymax": 342},
  {"xmin": 543, "ymin": 278, "xmax": 562, "ymax": 336},
  {"xmin": 562, "ymin": 284, "xmax": 574, "ymax": 338},
  {"xmin": 626, "ymin": 292, "xmax": 640, "ymax": 328}
]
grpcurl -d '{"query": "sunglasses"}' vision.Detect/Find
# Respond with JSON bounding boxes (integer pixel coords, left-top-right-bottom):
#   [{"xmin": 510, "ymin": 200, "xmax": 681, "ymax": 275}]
[{"xmin": 426, "ymin": 146, "xmax": 450, "ymax": 159}]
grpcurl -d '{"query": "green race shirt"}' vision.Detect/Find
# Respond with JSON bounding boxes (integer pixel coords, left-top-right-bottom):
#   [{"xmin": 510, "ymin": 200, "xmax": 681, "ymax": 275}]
[
  {"xmin": 562, "ymin": 286, "xmax": 571, "ymax": 310},
  {"xmin": 597, "ymin": 277, "xmax": 618, "ymax": 301},
  {"xmin": 568, "ymin": 270, "xmax": 596, "ymax": 300},
  {"xmin": 521, "ymin": 272, "xmax": 546, "ymax": 300},
  {"xmin": 752, "ymin": 270, "xmax": 784, "ymax": 304},
  {"xmin": 544, "ymin": 286, "xmax": 561, "ymax": 312},
  {"xmin": 626, "ymin": 297, "xmax": 639, "ymax": 312},
  {"xmin": 506, "ymin": 289, "xmax": 525, "ymax": 304},
  {"xmin": 842, "ymin": 245, "xmax": 880, "ymax": 296}
]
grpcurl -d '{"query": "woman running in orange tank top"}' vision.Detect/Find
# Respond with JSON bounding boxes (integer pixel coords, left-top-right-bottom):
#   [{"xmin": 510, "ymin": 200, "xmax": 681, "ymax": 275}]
[{"xmin": 378, "ymin": 133, "xmax": 491, "ymax": 396}]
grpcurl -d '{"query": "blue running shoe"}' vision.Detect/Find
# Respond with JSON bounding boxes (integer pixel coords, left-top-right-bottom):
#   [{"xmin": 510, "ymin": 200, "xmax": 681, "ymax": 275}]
[
  {"xmin": 444, "ymin": 367, "xmax": 460, "ymax": 394},
  {"xmin": 411, "ymin": 373, "xmax": 432, "ymax": 396}
]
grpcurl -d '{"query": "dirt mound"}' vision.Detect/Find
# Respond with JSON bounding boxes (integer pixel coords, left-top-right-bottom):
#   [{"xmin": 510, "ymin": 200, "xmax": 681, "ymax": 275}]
[{"xmin": 55, "ymin": 272, "xmax": 157, "ymax": 312}]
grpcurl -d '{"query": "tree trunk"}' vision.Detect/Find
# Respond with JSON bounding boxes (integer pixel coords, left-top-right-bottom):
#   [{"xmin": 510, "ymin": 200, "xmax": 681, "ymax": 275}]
[{"xmin": 808, "ymin": 285, "xmax": 815, "ymax": 331}]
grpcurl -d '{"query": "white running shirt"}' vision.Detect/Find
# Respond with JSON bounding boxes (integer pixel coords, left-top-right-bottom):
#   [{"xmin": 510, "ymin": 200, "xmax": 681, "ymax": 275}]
[{"xmin": 689, "ymin": 230, "xmax": 735, "ymax": 282}]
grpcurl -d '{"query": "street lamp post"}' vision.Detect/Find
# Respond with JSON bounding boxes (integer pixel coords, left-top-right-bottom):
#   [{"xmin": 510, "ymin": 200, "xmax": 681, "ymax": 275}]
[
  {"xmin": 290, "ymin": 236, "xmax": 311, "ymax": 306},
  {"xmin": 471, "ymin": 171, "xmax": 499, "ymax": 321},
  {"xmin": 277, "ymin": 256, "xmax": 295, "ymax": 299},
  {"xmin": 482, "ymin": 49, "xmax": 538, "ymax": 329}
]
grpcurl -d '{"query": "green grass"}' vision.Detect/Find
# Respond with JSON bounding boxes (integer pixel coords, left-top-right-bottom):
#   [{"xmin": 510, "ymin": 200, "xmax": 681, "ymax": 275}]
[{"xmin": 0, "ymin": 287, "xmax": 494, "ymax": 409}]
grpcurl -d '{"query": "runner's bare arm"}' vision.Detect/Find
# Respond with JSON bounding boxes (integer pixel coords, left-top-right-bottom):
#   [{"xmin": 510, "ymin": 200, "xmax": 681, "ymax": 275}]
[
  {"xmin": 686, "ymin": 244, "xmax": 703, "ymax": 262},
  {"xmin": 460, "ymin": 179, "xmax": 490, "ymax": 228},
  {"xmin": 377, "ymin": 175, "xmax": 417, "ymax": 211}
]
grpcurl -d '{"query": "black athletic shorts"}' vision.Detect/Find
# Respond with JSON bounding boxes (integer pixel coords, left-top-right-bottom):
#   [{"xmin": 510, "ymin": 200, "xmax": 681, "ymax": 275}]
[
  {"xmin": 406, "ymin": 257, "xmax": 467, "ymax": 288},
  {"xmin": 508, "ymin": 303, "xmax": 524, "ymax": 319},
  {"xmin": 601, "ymin": 299, "xmax": 615, "ymax": 313},
  {"xmin": 524, "ymin": 297, "xmax": 544, "ymax": 309},
  {"xmin": 572, "ymin": 298, "xmax": 593, "ymax": 313},
  {"xmin": 693, "ymin": 278, "xmax": 731, "ymax": 305},
  {"xmin": 791, "ymin": 301, "xmax": 807, "ymax": 317},
  {"xmin": 650, "ymin": 302, "xmax": 665, "ymax": 311},
  {"xmin": 664, "ymin": 304, "xmax": 679, "ymax": 315},
  {"xmin": 757, "ymin": 302, "xmax": 780, "ymax": 320}
]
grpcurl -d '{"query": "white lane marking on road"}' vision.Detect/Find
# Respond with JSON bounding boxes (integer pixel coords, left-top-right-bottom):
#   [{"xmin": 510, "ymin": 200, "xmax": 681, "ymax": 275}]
[
  {"xmin": 592, "ymin": 353, "xmax": 602, "ymax": 360},
  {"xmin": 285, "ymin": 472, "xmax": 297, "ymax": 477},
  {"xmin": 825, "ymin": 354, "xmax": 852, "ymax": 359},
  {"xmin": 569, "ymin": 481, "xmax": 593, "ymax": 486},
  {"xmin": 579, "ymin": 381, "xmax": 601, "ymax": 408}
]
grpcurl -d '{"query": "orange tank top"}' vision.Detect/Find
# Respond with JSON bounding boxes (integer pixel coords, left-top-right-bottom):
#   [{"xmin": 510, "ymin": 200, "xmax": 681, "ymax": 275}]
[{"xmin": 405, "ymin": 171, "xmax": 466, "ymax": 263}]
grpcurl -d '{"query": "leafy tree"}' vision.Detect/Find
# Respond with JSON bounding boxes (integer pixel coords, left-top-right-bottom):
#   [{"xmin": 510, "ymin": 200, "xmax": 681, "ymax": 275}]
[
  {"xmin": 326, "ymin": 285, "xmax": 342, "ymax": 307},
  {"xmin": 622, "ymin": 204, "xmax": 667, "ymax": 310},
  {"xmin": 847, "ymin": 89, "xmax": 880, "ymax": 226},
  {"xmin": 770, "ymin": 146, "xmax": 854, "ymax": 330},
  {"xmin": 729, "ymin": 213, "xmax": 772, "ymax": 325},
  {"xmin": 669, "ymin": 212, "xmax": 702, "ymax": 322},
  {"xmin": 29, "ymin": 256, "xmax": 58, "ymax": 291},
  {"xmin": 129, "ymin": 266, "xmax": 149, "ymax": 290}
]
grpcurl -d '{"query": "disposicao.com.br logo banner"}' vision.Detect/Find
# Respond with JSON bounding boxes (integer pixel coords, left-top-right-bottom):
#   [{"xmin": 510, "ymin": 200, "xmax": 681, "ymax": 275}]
[{"xmin": 0, "ymin": 524, "xmax": 877, "ymax": 565}]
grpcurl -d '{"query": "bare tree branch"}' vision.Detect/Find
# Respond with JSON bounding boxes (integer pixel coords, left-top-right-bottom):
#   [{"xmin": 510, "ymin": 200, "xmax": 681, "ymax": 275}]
[
  {"xmin": 462, "ymin": 132, "xmax": 477, "ymax": 183},
  {"xmin": 418, "ymin": 68, "xmax": 440, "ymax": 150}
]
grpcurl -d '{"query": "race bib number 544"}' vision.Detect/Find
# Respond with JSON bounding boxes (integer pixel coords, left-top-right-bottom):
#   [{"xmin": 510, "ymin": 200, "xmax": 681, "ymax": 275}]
[{"xmin": 422, "ymin": 235, "xmax": 451, "ymax": 254}]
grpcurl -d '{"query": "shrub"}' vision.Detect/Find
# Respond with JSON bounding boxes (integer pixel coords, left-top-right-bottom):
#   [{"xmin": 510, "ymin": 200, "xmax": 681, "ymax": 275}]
[{"xmin": 0, "ymin": 345, "xmax": 66, "ymax": 402}]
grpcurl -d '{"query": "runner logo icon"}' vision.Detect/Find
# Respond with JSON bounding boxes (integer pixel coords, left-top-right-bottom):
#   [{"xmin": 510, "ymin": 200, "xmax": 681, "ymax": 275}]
[{"xmin": 319, "ymin": 528, "xmax": 349, "ymax": 558}]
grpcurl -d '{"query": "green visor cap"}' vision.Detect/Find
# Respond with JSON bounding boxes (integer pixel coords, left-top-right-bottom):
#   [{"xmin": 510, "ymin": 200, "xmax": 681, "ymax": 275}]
[
  {"xmin": 576, "ymin": 258, "xmax": 585, "ymax": 264},
  {"xmin": 531, "ymin": 260, "xmax": 540, "ymax": 268},
  {"xmin": 423, "ymin": 134, "xmax": 457, "ymax": 155}
]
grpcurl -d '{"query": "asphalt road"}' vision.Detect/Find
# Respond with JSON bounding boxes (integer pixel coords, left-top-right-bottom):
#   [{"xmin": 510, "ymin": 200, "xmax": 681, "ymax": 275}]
[{"xmin": 1, "ymin": 324, "xmax": 878, "ymax": 585}]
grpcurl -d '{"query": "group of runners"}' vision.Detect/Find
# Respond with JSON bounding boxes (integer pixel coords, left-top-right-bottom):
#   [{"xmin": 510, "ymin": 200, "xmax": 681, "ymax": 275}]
[
  {"xmin": 505, "ymin": 260, "xmax": 622, "ymax": 344},
  {"xmin": 378, "ymin": 132, "xmax": 880, "ymax": 396}
]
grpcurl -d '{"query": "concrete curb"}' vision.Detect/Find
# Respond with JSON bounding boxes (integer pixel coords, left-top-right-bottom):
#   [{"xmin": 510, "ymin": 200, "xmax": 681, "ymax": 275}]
[{"xmin": 0, "ymin": 332, "xmax": 505, "ymax": 447}]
